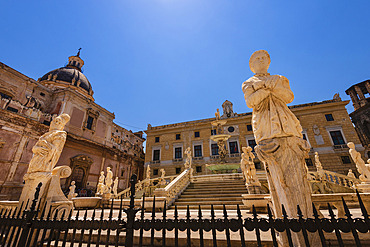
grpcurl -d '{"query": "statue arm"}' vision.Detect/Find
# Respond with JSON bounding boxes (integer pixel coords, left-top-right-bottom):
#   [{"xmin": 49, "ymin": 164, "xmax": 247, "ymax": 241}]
[
  {"xmin": 270, "ymin": 76, "xmax": 294, "ymax": 104},
  {"xmin": 242, "ymin": 81, "xmax": 270, "ymax": 108}
]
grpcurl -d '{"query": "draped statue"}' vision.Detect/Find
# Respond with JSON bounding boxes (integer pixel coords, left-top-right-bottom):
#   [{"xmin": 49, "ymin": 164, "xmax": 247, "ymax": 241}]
[{"xmin": 27, "ymin": 113, "xmax": 70, "ymax": 174}]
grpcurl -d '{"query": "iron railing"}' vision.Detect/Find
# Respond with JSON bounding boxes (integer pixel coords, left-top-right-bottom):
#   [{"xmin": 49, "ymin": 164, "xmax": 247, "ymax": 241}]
[{"xmin": 0, "ymin": 175, "xmax": 369, "ymax": 246}]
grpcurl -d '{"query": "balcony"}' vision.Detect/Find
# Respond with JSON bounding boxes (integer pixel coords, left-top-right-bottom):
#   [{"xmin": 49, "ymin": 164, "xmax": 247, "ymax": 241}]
[
  {"xmin": 193, "ymin": 156, "xmax": 203, "ymax": 161},
  {"xmin": 227, "ymin": 153, "xmax": 240, "ymax": 158},
  {"xmin": 173, "ymin": 158, "xmax": 183, "ymax": 163},
  {"xmin": 150, "ymin": 160, "xmax": 160, "ymax": 164},
  {"xmin": 333, "ymin": 144, "xmax": 349, "ymax": 150}
]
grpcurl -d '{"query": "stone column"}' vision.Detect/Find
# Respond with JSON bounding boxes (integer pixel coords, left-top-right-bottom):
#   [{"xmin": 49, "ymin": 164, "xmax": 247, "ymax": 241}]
[
  {"xmin": 348, "ymin": 89, "xmax": 360, "ymax": 110},
  {"xmin": 355, "ymin": 86, "xmax": 367, "ymax": 106}
]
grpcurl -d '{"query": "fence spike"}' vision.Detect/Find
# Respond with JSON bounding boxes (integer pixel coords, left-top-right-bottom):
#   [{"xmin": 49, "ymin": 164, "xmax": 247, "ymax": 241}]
[
  {"xmin": 162, "ymin": 200, "xmax": 167, "ymax": 247},
  {"xmin": 327, "ymin": 203, "xmax": 344, "ymax": 247},
  {"xmin": 356, "ymin": 190, "xmax": 369, "ymax": 221},
  {"xmin": 186, "ymin": 205, "xmax": 191, "ymax": 247},
  {"xmin": 267, "ymin": 204, "xmax": 278, "ymax": 247},
  {"xmin": 174, "ymin": 205, "xmax": 179, "ymax": 247},
  {"xmin": 253, "ymin": 205, "xmax": 262, "ymax": 247},
  {"xmin": 210, "ymin": 204, "xmax": 217, "ymax": 247},
  {"xmin": 198, "ymin": 205, "xmax": 204, "ymax": 247},
  {"xmin": 341, "ymin": 197, "xmax": 362, "ymax": 246},
  {"xmin": 281, "ymin": 204, "xmax": 294, "ymax": 247},
  {"xmin": 30, "ymin": 182, "xmax": 42, "ymax": 211},
  {"xmin": 118, "ymin": 195, "xmax": 123, "ymax": 220},
  {"xmin": 312, "ymin": 203, "xmax": 327, "ymax": 247},
  {"xmin": 223, "ymin": 204, "xmax": 231, "ymax": 247},
  {"xmin": 236, "ymin": 204, "xmax": 246, "ymax": 247},
  {"xmin": 297, "ymin": 205, "xmax": 310, "ymax": 247},
  {"xmin": 139, "ymin": 194, "xmax": 146, "ymax": 247},
  {"xmin": 151, "ymin": 196, "xmax": 156, "ymax": 246},
  {"xmin": 60, "ymin": 209, "xmax": 73, "ymax": 247}
]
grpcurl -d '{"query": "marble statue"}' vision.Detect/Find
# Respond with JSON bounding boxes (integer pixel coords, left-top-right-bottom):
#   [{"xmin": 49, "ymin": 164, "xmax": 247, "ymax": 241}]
[
  {"xmin": 184, "ymin": 147, "xmax": 192, "ymax": 169},
  {"xmin": 160, "ymin": 168, "xmax": 166, "ymax": 178},
  {"xmin": 241, "ymin": 146, "xmax": 260, "ymax": 186},
  {"xmin": 68, "ymin": 181, "xmax": 77, "ymax": 200},
  {"xmin": 19, "ymin": 113, "xmax": 73, "ymax": 217},
  {"xmin": 242, "ymin": 50, "xmax": 314, "ymax": 246},
  {"xmin": 105, "ymin": 167, "xmax": 113, "ymax": 193},
  {"xmin": 113, "ymin": 177, "xmax": 119, "ymax": 196},
  {"xmin": 159, "ymin": 168, "xmax": 166, "ymax": 186},
  {"xmin": 27, "ymin": 113, "xmax": 70, "ymax": 174},
  {"xmin": 215, "ymin": 108, "xmax": 221, "ymax": 120},
  {"xmin": 348, "ymin": 142, "xmax": 370, "ymax": 183},
  {"xmin": 97, "ymin": 171, "xmax": 106, "ymax": 195},
  {"xmin": 314, "ymin": 152, "xmax": 326, "ymax": 180}
]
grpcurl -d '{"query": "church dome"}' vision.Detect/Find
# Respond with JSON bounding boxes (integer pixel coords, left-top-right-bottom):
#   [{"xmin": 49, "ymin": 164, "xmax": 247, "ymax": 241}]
[
  {"xmin": 40, "ymin": 67, "xmax": 91, "ymax": 93},
  {"xmin": 39, "ymin": 50, "xmax": 93, "ymax": 97}
]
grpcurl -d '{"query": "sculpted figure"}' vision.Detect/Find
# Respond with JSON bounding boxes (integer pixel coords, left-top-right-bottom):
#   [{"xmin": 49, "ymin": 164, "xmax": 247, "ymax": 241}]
[
  {"xmin": 184, "ymin": 147, "xmax": 192, "ymax": 169},
  {"xmin": 27, "ymin": 114, "xmax": 70, "ymax": 174},
  {"xmin": 97, "ymin": 171, "xmax": 105, "ymax": 195},
  {"xmin": 113, "ymin": 177, "xmax": 119, "ymax": 196},
  {"xmin": 241, "ymin": 146, "xmax": 260, "ymax": 186},
  {"xmin": 160, "ymin": 168, "xmax": 166, "ymax": 178},
  {"xmin": 314, "ymin": 152, "xmax": 325, "ymax": 180},
  {"xmin": 68, "ymin": 181, "xmax": 77, "ymax": 200},
  {"xmin": 348, "ymin": 142, "xmax": 370, "ymax": 182},
  {"xmin": 105, "ymin": 167, "xmax": 113, "ymax": 192},
  {"xmin": 242, "ymin": 50, "xmax": 314, "ymax": 246},
  {"xmin": 215, "ymin": 108, "xmax": 221, "ymax": 120}
]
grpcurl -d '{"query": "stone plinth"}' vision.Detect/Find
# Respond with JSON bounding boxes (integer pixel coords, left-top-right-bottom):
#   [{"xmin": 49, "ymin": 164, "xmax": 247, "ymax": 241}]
[
  {"xmin": 242, "ymin": 194, "xmax": 270, "ymax": 213},
  {"xmin": 72, "ymin": 197, "xmax": 102, "ymax": 209}
]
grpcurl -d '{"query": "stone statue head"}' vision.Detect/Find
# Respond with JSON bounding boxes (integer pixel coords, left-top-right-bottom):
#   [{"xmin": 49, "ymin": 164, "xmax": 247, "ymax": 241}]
[
  {"xmin": 249, "ymin": 50, "xmax": 270, "ymax": 74},
  {"xmin": 50, "ymin": 113, "xmax": 70, "ymax": 131},
  {"xmin": 71, "ymin": 181, "xmax": 75, "ymax": 185},
  {"xmin": 347, "ymin": 142, "xmax": 355, "ymax": 149},
  {"xmin": 107, "ymin": 167, "xmax": 111, "ymax": 172},
  {"xmin": 242, "ymin": 146, "xmax": 252, "ymax": 153}
]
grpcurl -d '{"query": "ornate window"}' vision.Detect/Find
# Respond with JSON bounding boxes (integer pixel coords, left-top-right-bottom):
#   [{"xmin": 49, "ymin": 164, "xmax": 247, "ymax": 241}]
[{"xmin": 83, "ymin": 108, "xmax": 99, "ymax": 132}]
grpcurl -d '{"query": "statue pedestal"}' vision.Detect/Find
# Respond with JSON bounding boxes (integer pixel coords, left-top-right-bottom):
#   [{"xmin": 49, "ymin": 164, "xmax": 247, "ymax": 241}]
[{"xmin": 18, "ymin": 166, "xmax": 73, "ymax": 220}]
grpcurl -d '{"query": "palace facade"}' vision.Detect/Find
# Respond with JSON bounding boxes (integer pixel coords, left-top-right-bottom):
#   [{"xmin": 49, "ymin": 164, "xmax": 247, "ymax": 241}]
[
  {"xmin": 145, "ymin": 98, "xmax": 365, "ymax": 179},
  {"xmin": 0, "ymin": 52, "xmax": 145, "ymax": 200}
]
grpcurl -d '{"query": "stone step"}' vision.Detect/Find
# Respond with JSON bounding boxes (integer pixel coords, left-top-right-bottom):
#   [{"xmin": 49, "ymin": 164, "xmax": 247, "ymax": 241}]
[
  {"xmin": 182, "ymin": 189, "xmax": 248, "ymax": 194},
  {"xmin": 170, "ymin": 204, "xmax": 247, "ymax": 210},
  {"xmin": 188, "ymin": 184, "xmax": 246, "ymax": 189},
  {"xmin": 173, "ymin": 201, "xmax": 243, "ymax": 206},
  {"xmin": 176, "ymin": 197, "xmax": 243, "ymax": 202},
  {"xmin": 179, "ymin": 194, "xmax": 245, "ymax": 198}
]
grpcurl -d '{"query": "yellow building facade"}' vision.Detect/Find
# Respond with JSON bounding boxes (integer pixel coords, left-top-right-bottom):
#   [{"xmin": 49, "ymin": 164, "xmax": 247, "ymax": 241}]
[{"xmin": 145, "ymin": 98, "xmax": 365, "ymax": 178}]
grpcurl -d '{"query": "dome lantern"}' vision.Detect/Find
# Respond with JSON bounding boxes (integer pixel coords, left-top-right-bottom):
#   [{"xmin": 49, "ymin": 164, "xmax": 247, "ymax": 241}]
[{"xmin": 67, "ymin": 48, "xmax": 84, "ymax": 71}]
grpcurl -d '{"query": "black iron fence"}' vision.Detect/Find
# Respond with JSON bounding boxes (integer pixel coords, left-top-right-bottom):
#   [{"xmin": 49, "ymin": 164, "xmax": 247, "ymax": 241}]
[{"xmin": 0, "ymin": 174, "xmax": 369, "ymax": 246}]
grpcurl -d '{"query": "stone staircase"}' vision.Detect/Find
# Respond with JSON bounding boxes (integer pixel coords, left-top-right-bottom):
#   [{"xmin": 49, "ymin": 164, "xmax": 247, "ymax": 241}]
[{"xmin": 170, "ymin": 174, "xmax": 248, "ymax": 210}]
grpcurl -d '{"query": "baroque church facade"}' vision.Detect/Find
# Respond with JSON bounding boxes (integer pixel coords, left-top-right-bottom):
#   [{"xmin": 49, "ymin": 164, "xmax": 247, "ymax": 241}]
[{"xmin": 0, "ymin": 52, "xmax": 145, "ymax": 200}]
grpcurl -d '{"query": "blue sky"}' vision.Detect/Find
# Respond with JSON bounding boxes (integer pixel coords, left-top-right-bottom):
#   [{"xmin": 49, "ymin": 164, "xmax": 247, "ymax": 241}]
[{"xmin": 1, "ymin": 1, "xmax": 369, "ymax": 133}]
